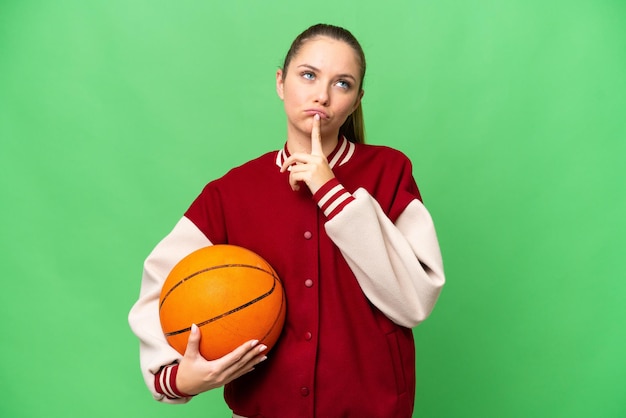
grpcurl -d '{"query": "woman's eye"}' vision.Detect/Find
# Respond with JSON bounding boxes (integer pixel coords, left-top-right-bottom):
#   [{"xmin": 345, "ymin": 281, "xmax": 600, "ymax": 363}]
[
  {"xmin": 302, "ymin": 72, "xmax": 315, "ymax": 80},
  {"xmin": 336, "ymin": 80, "xmax": 351, "ymax": 89}
]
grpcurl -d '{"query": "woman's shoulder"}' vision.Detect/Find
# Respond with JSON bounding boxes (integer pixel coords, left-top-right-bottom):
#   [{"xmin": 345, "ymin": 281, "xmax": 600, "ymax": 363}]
[
  {"xmin": 355, "ymin": 142, "xmax": 413, "ymax": 166},
  {"xmin": 206, "ymin": 149, "xmax": 280, "ymax": 187},
  {"xmin": 229, "ymin": 150, "xmax": 278, "ymax": 171}
]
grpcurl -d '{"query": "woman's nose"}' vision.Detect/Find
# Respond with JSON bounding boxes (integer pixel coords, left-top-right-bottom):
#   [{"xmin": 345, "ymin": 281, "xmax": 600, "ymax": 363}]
[{"xmin": 314, "ymin": 85, "xmax": 330, "ymax": 106}]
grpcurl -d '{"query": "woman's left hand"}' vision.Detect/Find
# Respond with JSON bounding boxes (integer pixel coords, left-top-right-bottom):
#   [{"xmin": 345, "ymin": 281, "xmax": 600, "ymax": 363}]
[{"xmin": 280, "ymin": 114, "xmax": 335, "ymax": 194}]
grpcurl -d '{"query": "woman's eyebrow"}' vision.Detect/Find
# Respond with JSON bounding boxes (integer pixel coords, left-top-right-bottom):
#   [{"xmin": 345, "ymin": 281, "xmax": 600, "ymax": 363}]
[{"xmin": 297, "ymin": 64, "xmax": 357, "ymax": 82}]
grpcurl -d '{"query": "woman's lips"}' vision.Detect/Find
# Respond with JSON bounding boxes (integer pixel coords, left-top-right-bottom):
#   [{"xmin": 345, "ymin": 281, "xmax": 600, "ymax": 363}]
[{"xmin": 304, "ymin": 109, "xmax": 329, "ymax": 119}]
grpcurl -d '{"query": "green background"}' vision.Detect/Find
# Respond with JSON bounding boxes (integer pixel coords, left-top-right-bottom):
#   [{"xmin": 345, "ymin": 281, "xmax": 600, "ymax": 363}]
[{"xmin": 1, "ymin": 0, "xmax": 624, "ymax": 417}]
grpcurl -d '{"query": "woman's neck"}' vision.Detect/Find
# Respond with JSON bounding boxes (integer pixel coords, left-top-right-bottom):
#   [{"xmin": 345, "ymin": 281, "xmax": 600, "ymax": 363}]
[{"xmin": 286, "ymin": 128, "xmax": 339, "ymax": 156}]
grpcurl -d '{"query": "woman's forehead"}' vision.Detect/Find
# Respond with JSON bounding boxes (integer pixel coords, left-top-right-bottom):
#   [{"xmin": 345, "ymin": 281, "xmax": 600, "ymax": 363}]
[{"xmin": 289, "ymin": 36, "xmax": 361, "ymax": 76}]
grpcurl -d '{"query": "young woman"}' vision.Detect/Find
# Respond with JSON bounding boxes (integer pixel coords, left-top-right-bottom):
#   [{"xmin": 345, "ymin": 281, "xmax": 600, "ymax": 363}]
[{"xmin": 129, "ymin": 23, "xmax": 445, "ymax": 417}]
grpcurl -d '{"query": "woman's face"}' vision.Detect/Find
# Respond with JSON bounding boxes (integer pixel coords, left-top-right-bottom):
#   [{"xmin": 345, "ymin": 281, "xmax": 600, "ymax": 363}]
[{"xmin": 277, "ymin": 36, "xmax": 363, "ymax": 146}]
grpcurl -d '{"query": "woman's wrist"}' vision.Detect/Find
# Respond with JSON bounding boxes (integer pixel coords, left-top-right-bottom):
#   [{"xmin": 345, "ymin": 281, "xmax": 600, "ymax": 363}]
[
  {"xmin": 154, "ymin": 364, "xmax": 193, "ymax": 399},
  {"xmin": 312, "ymin": 178, "xmax": 355, "ymax": 220}
]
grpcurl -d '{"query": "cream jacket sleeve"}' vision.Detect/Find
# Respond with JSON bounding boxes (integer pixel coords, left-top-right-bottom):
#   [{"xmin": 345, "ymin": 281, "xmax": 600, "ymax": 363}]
[
  {"xmin": 323, "ymin": 188, "xmax": 445, "ymax": 328},
  {"xmin": 128, "ymin": 217, "xmax": 211, "ymax": 403}
]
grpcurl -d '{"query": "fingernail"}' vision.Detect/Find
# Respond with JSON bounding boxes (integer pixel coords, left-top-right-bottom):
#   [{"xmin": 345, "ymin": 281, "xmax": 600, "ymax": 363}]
[
  {"xmin": 191, "ymin": 324, "xmax": 198, "ymax": 333},
  {"xmin": 250, "ymin": 340, "xmax": 259, "ymax": 348},
  {"xmin": 314, "ymin": 114, "xmax": 320, "ymax": 121},
  {"xmin": 259, "ymin": 356, "xmax": 268, "ymax": 363},
  {"xmin": 258, "ymin": 345, "xmax": 267, "ymax": 353}
]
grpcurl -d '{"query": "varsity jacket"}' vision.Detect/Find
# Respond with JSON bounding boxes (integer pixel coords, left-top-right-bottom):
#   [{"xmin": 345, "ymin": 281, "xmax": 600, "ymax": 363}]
[{"xmin": 128, "ymin": 137, "xmax": 445, "ymax": 417}]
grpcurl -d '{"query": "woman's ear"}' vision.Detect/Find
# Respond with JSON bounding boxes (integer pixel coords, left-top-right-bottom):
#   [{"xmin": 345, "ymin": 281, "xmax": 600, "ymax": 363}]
[
  {"xmin": 352, "ymin": 89, "xmax": 364, "ymax": 112},
  {"xmin": 276, "ymin": 69, "xmax": 285, "ymax": 100}
]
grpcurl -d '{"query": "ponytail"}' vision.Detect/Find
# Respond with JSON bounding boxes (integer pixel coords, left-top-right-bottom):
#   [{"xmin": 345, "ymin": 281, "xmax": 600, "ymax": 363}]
[{"xmin": 339, "ymin": 103, "xmax": 365, "ymax": 144}]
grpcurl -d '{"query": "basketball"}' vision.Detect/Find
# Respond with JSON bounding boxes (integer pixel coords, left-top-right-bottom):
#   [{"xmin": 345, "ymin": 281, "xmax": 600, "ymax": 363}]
[{"xmin": 159, "ymin": 244, "xmax": 286, "ymax": 360}]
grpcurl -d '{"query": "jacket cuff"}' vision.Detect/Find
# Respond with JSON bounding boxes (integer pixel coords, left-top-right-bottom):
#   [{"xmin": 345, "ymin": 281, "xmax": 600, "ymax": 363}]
[
  {"xmin": 313, "ymin": 178, "xmax": 355, "ymax": 220},
  {"xmin": 154, "ymin": 364, "xmax": 193, "ymax": 399}
]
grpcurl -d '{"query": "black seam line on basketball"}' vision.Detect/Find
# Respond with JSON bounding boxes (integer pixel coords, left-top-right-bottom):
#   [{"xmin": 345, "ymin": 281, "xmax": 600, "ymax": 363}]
[
  {"xmin": 164, "ymin": 276, "xmax": 277, "ymax": 337},
  {"xmin": 159, "ymin": 264, "xmax": 278, "ymax": 310},
  {"xmin": 256, "ymin": 280, "xmax": 287, "ymax": 343}
]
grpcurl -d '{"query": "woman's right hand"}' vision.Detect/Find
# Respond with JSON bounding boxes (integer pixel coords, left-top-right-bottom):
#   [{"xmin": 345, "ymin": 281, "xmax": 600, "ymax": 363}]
[{"xmin": 176, "ymin": 324, "xmax": 268, "ymax": 395}]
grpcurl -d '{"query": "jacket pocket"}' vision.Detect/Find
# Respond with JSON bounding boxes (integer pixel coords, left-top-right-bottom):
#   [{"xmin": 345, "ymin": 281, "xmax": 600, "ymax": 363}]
[{"xmin": 385, "ymin": 329, "xmax": 407, "ymax": 395}]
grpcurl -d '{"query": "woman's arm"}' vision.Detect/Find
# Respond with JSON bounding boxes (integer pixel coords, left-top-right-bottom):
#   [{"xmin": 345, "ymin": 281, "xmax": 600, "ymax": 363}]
[
  {"xmin": 128, "ymin": 216, "xmax": 212, "ymax": 402},
  {"xmin": 315, "ymin": 182, "xmax": 445, "ymax": 328},
  {"xmin": 129, "ymin": 217, "xmax": 268, "ymax": 402},
  {"xmin": 279, "ymin": 116, "xmax": 444, "ymax": 328}
]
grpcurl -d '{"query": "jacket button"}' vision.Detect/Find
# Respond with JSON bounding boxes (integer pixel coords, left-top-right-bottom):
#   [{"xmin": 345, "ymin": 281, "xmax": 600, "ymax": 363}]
[
  {"xmin": 303, "ymin": 231, "xmax": 312, "ymax": 239},
  {"xmin": 304, "ymin": 279, "xmax": 313, "ymax": 287},
  {"xmin": 300, "ymin": 387, "xmax": 310, "ymax": 396},
  {"xmin": 304, "ymin": 332, "xmax": 312, "ymax": 341}
]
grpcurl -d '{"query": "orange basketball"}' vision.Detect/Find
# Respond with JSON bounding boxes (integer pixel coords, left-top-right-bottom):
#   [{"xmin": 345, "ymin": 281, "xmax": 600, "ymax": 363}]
[{"xmin": 159, "ymin": 244, "xmax": 286, "ymax": 360}]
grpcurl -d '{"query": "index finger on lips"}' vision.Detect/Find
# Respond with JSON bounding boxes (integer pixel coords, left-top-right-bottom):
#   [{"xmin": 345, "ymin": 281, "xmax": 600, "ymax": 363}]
[{"xmin": 310, "ymin": 114, "xmax": 323, "ymax": 156}]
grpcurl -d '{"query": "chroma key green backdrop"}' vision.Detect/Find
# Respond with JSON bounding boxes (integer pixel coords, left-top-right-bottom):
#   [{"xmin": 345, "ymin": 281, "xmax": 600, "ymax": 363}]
[{"xmin": 1, "ymin": 1, "xmax": 625, "ymax": 417}]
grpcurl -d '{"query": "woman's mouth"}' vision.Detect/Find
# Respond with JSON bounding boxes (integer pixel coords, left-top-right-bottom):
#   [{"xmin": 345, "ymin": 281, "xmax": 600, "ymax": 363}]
[{"xmin": 304, "ymin": 109, "xmax": 329, "ymax": 119}]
